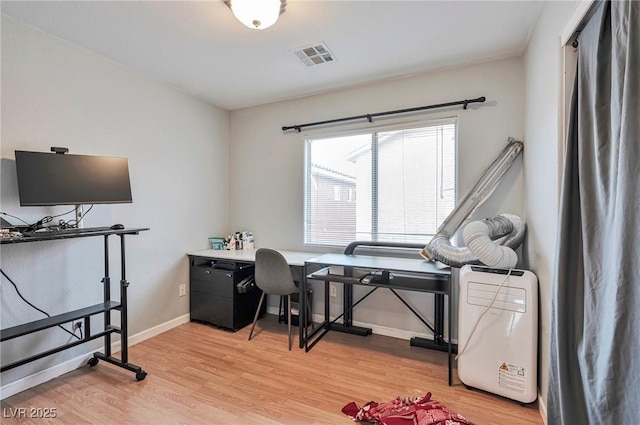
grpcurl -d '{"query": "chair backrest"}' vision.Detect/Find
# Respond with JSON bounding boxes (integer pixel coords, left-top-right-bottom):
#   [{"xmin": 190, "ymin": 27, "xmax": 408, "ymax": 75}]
[{"xmin": 255, "ymin": 248, "xmax": 299, "ymax": 296}]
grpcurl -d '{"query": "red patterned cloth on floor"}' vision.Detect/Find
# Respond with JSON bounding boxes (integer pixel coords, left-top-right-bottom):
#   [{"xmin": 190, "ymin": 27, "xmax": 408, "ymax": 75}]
[{"xmin": 342, "ymin": 392, "xmax": 475, "ymax": 425}]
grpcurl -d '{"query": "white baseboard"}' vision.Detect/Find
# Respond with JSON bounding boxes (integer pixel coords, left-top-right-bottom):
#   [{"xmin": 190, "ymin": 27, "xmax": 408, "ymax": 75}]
[
  {"xmin": 108, "ymin": 314, "xmax": 190, "ymax": 352},
  {"xmin": 538, "ymin": 389, "xmax": 547, "ymax": 424},
  {"xmin": 0, "ymin": 354, "xmax": 91, "ymax": 401},
  {"xmin": 0, "ymin": 314, "xmax": 190, "ymax": 400}
]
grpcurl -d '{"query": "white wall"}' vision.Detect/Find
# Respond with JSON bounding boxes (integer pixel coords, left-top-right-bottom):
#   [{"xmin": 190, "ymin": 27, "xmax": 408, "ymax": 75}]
[
  {"xmin": 229, "ymin": 56, "xmax": 524, "ymax": 336},
  {"xmin": 523, "ymin": 0, "xmax": 578, "ymax": 417},
  {"xmin": 0, "ymin": 16, "xmax": 228, "ymax": 386}
]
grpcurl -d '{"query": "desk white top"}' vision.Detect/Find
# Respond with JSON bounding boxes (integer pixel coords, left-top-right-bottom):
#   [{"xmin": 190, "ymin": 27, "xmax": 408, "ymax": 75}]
[
  {"xmin": 187, "ymin": 249, "xmax": 449, "ymax": 274},
  {"xmin": 187, "ymin": 248, "xmax": 323, "ymax": 267},
  {"xmin": 306, "ymin": 253, "xmax": 451, "ymax": 276}
]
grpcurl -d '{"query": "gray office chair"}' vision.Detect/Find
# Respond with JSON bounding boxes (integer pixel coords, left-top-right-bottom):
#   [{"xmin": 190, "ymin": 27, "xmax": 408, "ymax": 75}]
[{"xmin": 248, "ymin": 248, "xmax": 300, "ymax": 350}]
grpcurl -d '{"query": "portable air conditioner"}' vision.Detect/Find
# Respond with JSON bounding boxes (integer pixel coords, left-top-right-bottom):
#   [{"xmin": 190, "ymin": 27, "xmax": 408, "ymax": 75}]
[{"xmin": 457, "ymin": 265, "xmax": 538, "ymax": 403}]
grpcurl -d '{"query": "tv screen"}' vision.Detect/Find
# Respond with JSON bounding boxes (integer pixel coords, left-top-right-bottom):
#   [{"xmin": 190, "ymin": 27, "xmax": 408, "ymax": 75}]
[{"xmin": 15, "ymin": 150, "xmax": 133, "ymax": 206}]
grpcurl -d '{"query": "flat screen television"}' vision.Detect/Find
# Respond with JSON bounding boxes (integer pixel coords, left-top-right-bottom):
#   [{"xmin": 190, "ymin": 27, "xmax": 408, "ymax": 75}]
[{"xmin": 14, "ymin": 150, "xmax": 133, "ymax": 206}]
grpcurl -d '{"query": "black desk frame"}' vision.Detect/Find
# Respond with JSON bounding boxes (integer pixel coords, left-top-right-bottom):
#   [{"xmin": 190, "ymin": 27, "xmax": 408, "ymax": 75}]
[
  {"xmin": 0, "ymin": 228, "xmax": 148, "ymax": 381},
  {"xmin": 301, "ymin": 241, "xmax": 454, "ymax": 385}
]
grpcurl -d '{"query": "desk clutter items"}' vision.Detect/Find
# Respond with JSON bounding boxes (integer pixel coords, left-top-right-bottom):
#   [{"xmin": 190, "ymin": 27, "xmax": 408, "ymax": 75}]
[
  {"xmin": 0, "ymin": 228, "xmax": 22, "ymax": 240},
  {"xmin": 1, "ymin": 218, "xmax": 25, "ymax": 239},
  {"xmin": 208, "ymin": 237, "xmax": 225, "ymax": 250},
  {"xmin": 342, "ymin": 393, "xmax": 474, "ymax": 425},
  {"xmin": 208, "ymin": 232, "xmax": 254, "ymax": 250},
  {"xmin": 221, "ymin": 231, "xmax": 255, "ymax": 250}
]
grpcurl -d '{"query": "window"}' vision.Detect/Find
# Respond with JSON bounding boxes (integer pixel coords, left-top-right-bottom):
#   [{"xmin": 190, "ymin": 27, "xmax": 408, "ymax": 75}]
[{"xmin": 304, "ymin": 120, "xmax": 457, "ymax": 246}]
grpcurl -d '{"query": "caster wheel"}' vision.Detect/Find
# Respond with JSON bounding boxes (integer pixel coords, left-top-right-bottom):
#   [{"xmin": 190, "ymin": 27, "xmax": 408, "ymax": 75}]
[
  {"xmin": 87, "ymin": 357, "xmax": 99, "ymax": 367},
  {"xmin": 136, "ymin": 371, "xmax": 147, "ymax": 381}
]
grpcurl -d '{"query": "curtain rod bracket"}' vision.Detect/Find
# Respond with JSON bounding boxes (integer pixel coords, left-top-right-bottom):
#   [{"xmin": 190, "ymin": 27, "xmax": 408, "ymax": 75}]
[{"xmin": 366, "ymin": 114, "xmax": 373, "ymax": 123}]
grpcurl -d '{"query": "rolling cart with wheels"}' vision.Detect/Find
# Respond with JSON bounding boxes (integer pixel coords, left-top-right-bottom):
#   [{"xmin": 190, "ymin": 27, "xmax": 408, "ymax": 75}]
[{"xmin": 0, "ymin": 227, "xmax": 149, "ymax": 382}]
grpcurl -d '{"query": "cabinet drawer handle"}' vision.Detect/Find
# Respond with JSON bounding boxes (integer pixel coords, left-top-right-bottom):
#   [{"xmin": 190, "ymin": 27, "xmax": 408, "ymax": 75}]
[
  {"xmin": 205, "ymin": 270, "xmax": 211, "ymax": 274},
  {"xmin": 226, "ymin": 273, "xmax": 232, "ymax": 278}
]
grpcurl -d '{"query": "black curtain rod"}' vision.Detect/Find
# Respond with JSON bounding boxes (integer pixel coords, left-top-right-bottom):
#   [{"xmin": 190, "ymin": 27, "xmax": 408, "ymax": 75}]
[{"xmin": 282, "ymin": 96, "xmax": 486, "ymax": 133}]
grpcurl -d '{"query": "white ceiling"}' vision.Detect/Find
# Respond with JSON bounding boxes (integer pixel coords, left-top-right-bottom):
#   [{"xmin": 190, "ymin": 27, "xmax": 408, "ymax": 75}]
[{"xmin": 1, "ymin": 1, "xmax": 544, "ymax": 110}]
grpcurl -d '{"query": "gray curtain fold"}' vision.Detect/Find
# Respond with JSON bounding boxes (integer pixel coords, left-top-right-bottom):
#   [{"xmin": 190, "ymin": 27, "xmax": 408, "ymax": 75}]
[{"xmin": 548, "ymin": 1, "xmax": 640, "ymax": 424}]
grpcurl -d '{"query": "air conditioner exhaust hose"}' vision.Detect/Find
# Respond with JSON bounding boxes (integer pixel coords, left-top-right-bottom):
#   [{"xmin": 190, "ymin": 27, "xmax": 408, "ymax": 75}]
[
  {"xmin": 425, "ymin": 214, "xmax": 524, "ymax": 268},
  {"xmin": 420, "ymin": 138, "xmax": 524, "ymax": 266}
]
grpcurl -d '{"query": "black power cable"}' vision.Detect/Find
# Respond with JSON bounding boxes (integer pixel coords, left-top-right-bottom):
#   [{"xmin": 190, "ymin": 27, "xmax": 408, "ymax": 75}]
[
  {"xmin": 62, "ymin": 204, "xmax": 94, "ymax": 228},
  {"xmin": 0, "ymin": 212, "xmax": 31, "ymax": 226},
  {"xmin": 2, "ymin": 204, "xmax": 95, "ymax": 231},
  {"xmin": 0, "ymin": 268, "xmax": 81, "ymax": 340},
  {"xmin": 31, "ymin": 207, "xmax": 78, "ymax": 230}
]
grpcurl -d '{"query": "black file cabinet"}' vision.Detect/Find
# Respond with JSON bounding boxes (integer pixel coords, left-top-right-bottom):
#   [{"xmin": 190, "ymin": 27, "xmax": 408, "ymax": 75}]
[{"xmin": 189, "ymin": 257, "xmax": 264, "ymax": 331}]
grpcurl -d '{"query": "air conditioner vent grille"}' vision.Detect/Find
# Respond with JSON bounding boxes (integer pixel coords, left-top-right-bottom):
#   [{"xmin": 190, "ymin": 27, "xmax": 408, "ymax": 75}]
[{"xmin": 291, "ymin": 41, "xmax": 336, "ymax": 67}]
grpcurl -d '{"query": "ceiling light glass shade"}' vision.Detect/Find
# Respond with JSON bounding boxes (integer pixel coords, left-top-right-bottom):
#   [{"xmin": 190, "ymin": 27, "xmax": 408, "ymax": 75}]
[{"xmin": 229, "ymin": 0, "xmax": 283, "ymax": 30}]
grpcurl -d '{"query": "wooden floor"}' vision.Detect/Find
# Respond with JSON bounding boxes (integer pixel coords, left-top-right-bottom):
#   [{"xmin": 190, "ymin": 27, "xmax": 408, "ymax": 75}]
[{"xmin": 1, "ymin": 315, "xmax": 543, "ymax": 424}]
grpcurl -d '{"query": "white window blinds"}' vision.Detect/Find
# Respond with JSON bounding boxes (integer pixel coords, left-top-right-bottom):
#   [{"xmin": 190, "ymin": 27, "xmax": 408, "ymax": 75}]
[{"xmin": 304, "ymin": 120, "xmax": 456, "ymax": 246}]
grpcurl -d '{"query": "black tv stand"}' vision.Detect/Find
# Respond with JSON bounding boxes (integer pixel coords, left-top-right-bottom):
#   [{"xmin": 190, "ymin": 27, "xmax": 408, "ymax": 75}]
[{"xmin": 0, "ymin": 227, "xmax": 149, "ymax": 382}]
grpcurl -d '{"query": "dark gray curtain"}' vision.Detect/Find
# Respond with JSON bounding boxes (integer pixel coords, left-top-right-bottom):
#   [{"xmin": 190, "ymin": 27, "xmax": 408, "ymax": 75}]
[{"xmin": 548, "ymin": 1, "xmax": 640, "ymax": 424}]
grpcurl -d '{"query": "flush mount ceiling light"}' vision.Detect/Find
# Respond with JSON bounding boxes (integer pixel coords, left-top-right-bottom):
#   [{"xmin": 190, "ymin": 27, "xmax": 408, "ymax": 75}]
[{"xmin": 224, "ymin": 0, "xmax": 286, "ymax": 30}]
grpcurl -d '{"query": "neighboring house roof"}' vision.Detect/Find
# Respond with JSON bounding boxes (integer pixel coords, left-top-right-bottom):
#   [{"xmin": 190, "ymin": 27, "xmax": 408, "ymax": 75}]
[{"xmin": 311, "ymin": 163, "xmax": 356, "ymax": 183}]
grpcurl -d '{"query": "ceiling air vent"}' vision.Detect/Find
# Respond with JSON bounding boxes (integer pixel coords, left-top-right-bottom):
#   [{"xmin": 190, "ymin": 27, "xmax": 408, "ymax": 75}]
[{"xmin": 291, "ymin": 42, "xmax": 336, "ymax": 67}]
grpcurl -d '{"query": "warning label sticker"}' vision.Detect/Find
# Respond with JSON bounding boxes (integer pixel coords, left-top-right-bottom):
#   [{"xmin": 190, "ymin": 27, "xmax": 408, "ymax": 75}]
[{"xmin": 497, "ymin": 362, "xmax": 527, "ymax": 393}]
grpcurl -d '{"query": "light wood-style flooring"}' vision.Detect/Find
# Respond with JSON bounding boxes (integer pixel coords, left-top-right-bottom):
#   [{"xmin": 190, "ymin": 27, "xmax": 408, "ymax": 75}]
[{"xmin": 1, "ymin": 315, "xmax": 543, "ymax": 424}]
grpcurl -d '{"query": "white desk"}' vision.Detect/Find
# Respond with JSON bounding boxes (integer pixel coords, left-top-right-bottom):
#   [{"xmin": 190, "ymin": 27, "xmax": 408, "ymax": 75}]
[{"xmin": 187, "ymin": 248, "xmax": 321, "ymax": 267}]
